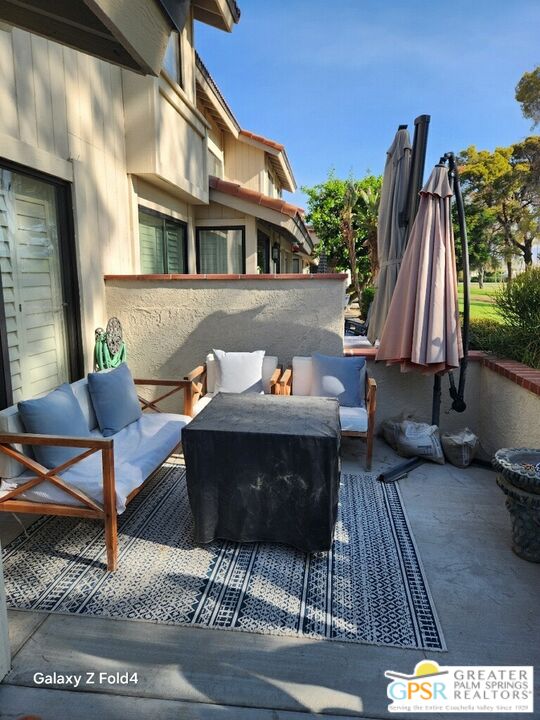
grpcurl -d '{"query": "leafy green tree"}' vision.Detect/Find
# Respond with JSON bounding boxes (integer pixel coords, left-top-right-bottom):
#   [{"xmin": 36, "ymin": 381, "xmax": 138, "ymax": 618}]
[
  {"xmin": 458, "ymin": 140, "xmax": 540, "ymax": 279},
  {"xmin": 454, "ymin": 202, "xmax": 500, "ymax": 287},
  {"xmin": 516, "ymin": 66, "xmax": 540, "ymax": 128},
  {"xmin": 302, "ymin": 172, "xmax": 382, "ymax": 301}
]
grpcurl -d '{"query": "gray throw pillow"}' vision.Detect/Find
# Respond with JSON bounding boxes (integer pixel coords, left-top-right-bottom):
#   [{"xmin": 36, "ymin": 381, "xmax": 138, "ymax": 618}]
[
  {"xmin": 311, "ymin": 353, "xmax": 366, "ymax": 407},
  {"xmin": 87, "ymin": 363, "xmax": 142, "ymax": 437},
  {"xmin": 18, "ymin": 383, "xmax": 90, "ymax": 469},
  {"xmin": 213, "ymin": 349, "xmax": 265, "ymax": 394}
]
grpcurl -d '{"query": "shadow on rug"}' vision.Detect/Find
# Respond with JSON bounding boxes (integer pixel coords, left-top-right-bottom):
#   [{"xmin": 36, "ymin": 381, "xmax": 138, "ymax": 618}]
[{"xmin": 2, "ymin": 466, "xmax": 445, "ymax": 650}]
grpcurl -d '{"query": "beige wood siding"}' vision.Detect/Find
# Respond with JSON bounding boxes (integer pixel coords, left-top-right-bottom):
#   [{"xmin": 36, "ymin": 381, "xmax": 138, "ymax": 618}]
[
  {"xmin": 0, "ymin": 26, "xmax": 133, "ymax": 368},
  {"xmin": 195, "ymin": 201, "xmax": 244, "ymax": 221},
  {"xmin": 123, "ymin": 71, "xmax": 209, "ymax": 205},
  {"xmin": 223, "ymin": 135, "xmax": 266, "ymax": 191}
]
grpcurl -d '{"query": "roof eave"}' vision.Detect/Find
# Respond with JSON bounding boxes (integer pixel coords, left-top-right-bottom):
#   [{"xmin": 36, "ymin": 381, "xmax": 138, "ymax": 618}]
[
  {"xmin": 209, "ymin": 178, "xmax": 312, "ymax": 253},
  {"xmin": 195, "ymin": 55, "xmax": 240, "ymax": 137},
  {"xmin": 192, "ymin": 0, "xmax": 240, "ymax": 32}
]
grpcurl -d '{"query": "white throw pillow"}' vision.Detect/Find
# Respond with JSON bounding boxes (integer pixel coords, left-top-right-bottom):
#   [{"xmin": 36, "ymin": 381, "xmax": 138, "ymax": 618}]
[{"xmin": 213, "ymin": 349, "xmax": 265, "ymax": 394}]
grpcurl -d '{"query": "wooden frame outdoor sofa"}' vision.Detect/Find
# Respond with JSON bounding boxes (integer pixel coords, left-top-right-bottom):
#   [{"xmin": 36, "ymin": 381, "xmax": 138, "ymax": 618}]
[
  {"xmin": 0, "ymin": 377, "xmax": 196, "ymax": 572},
  {"xmin": 278, "ymin": 357, "xmax": 377, "ymax": 470}
]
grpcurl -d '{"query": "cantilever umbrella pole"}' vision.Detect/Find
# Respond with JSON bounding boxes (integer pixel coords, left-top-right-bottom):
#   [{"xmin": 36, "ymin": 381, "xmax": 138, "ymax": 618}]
[{"xmin": 446, "ymin": 153, "xmax": 471, "ymax": 410}]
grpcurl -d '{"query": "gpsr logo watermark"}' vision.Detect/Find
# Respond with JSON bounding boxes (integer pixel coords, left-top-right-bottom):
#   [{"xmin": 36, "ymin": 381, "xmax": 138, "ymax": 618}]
[{"xmin": 386, "ymin": 660, "xmax": 534, "ymax": 713}]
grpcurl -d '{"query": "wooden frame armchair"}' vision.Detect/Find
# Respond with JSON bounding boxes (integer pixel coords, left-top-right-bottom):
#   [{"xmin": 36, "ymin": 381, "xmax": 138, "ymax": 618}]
[
  {"xmin": 184, "ymin": 359, "xmax": 282, "ymax": 416},
  {"xmin": 279, "ymin": 365, "xmax": 377, "ymax": 470},
  {"xmin": 0, "ymin": 378, "xmax": 192, "ymax": 572}
]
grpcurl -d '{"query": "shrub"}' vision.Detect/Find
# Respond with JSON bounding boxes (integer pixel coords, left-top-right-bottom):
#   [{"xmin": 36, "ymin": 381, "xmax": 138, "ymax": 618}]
[
  {"xmin": 361, "ymin": 285, "xmax": 375, "ymax": 319},
  {"xmin": 469, "ymin": 318, "xmax": 540, "ymax": 369},
  {"xmin": 479, "ymin": 269, "xmax": 540, "ymax": 368},
  {"xmin": 495, "ymin": 268, "xmax": 540, "ymax": 331}
]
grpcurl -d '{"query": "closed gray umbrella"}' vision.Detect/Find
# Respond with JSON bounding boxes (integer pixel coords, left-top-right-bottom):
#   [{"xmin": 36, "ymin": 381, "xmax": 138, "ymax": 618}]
[
  {"xmin": 367, "ymin": 128, "xmax": 412, "ymax": 344},
  {"xmin": 376, "ymin": 164, "xmax": 463, "ymax": 373}
]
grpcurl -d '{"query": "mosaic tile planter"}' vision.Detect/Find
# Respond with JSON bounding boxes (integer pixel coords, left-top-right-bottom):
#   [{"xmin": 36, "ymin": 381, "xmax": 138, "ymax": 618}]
[{"xmin": 494, "ymin": 449, "xmax": 540, "ymax": 563}]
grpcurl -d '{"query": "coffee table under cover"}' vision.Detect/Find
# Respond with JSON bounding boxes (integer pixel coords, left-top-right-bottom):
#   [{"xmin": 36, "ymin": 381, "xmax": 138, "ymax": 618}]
[{"xmin": 182, "ymin": 393, "xmax": 341, "ymax": 552}]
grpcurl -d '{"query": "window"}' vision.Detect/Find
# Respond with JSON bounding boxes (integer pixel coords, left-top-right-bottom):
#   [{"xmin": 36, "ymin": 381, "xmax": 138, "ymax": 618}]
[
  {"xmin": 265, "ymin": 161, "xmax": 282, "ymax": 199},
  {"xmin": 257, "ymin": 231, "xmax": 270, "ymax": 273},
  {"xmin": 139, "ymin": 208, "xmax": 187, "ymax": 274},
  {"xmin": 162, "ymin": 32, "xmax": 182, "ymax": 87},
  {"xmin": 196, "ymin": 227, "xmax": 245, "ymax": 274},
  {"xmin": 0, "ymin": 161, "xmax": 82, "ymax": 407}
]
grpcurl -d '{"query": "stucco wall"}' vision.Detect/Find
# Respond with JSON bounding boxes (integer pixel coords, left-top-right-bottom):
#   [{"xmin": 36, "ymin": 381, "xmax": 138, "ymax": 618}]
[
  {"xmin": 105, "ymin": 277, "xmax": 346, "ymax": 380},
  {"xmin": 104, "ymin": 277, "xmax": 540, "ymax": 456},
  {"xmin": 367, "ymin": 360, "xmax": 481, "ymax": 436},
  {"xmin": 479, "ymin": 369, "xmax": 540, "ymax": 456},
  {"xmin": 367, "ymin": 358, "xmax": 540, "ymax": 457}
]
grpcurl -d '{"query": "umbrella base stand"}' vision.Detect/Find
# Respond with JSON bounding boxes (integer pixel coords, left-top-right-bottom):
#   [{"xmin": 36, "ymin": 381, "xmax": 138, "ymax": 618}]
[
  {"xmin": 377, "ymin": 457, "xmax": 425, "ymax": 483},
  {"xmin": 376, "ymin": 375, "xmax": 443, "ymax": 483}
]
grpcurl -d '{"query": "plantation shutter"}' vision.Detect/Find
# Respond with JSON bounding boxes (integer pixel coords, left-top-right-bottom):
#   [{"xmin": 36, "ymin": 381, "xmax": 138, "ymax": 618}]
[
  {"xmin": 0, "ymin": 171, "xmax": 70, "ymax": 402},
  {"xmin": 139, "ymin": 211, "xmax": 165, "ymax": 274},
  {"xmin": 139, "ymin": 209, "xmax": 186, "ymax": 274},
  {"xmin": 165, "ymin": 220, "xmax": 185, "ymax": 273},
  {"xmin": 0, "ymin": 182, "xmax": 21, "ymax": 400}
]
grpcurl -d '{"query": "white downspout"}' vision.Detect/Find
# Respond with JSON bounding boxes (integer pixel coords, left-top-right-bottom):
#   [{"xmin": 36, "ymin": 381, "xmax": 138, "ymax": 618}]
[{"xmin": 0, "ymin": 542, "xmax": 10, "ymax": 680}]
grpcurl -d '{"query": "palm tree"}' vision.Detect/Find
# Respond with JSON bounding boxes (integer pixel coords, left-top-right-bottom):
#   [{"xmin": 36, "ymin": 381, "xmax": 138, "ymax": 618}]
[
  {"xmin": 357, "ymin": 184, "xmax": 381, "ymax": 278},
  {"xmin": 340, "ymin": 181, "xmax": 362, "ymax": 312}
]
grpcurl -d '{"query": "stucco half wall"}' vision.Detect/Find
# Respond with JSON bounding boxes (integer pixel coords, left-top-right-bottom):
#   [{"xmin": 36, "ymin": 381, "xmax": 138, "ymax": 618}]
[
  {"xmin": 479, "ymin": 369, "xmax": 540, "ymax": 457},
  {"xmin": 361, "ymin": 354, "xmax": 540, "ymax": 458},
  {"xmin": 104, "ymin": 275, "xmax": 346, "ymax": 380}
]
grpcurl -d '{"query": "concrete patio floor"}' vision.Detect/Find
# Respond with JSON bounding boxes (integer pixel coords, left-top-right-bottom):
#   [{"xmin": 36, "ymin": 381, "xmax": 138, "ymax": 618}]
[{"xmin": 1, "ymin": 438, "xmax": 539, "ymax": 719}]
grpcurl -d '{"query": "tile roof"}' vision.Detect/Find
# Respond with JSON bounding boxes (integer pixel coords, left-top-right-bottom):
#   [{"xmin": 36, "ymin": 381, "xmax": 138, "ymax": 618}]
[
  {"xmin": 239, "ymin": 130, "xmax": 284, "ymax": 152},
  {"xmin": 209, "ymin": 176, "xmax": 304, "ymax": 218}
]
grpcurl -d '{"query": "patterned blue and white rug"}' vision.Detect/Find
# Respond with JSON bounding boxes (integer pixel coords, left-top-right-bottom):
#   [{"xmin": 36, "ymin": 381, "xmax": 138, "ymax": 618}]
[{"xmin": 2, "ymin": 466, "xmax": 445, "ymax": 650}]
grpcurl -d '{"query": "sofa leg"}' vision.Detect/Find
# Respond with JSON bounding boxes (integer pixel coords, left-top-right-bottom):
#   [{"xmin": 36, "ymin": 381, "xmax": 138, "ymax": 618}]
[
  {"xmin": 365, "ymin": 432, "xmax": 374, "ymax": 472},
  {"xmin": 102, "ymin": 445, "xmax": 118, "ymax": 571},
  {"xmin": 105, "ymin": 514, "xmax": 118, "ymax": 572}
]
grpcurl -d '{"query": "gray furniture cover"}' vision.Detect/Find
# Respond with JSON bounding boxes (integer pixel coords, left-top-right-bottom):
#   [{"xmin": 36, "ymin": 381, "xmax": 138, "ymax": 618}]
[{"xmin": 182, "ymin": 393, "xmax": 341, "ymax": 552}]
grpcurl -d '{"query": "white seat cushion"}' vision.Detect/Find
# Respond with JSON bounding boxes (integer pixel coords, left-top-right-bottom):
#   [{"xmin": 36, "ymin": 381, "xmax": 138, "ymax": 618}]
[
  {"xmin": 206, "ymin": 353, "xmax": 278, "ymax": 394},
  {"xmin": 0, "ymin": 412, "xmax": 190, "ymax": 513},
  {"xmin": 339, "ymin": 407, "xmax": 368, "ymax": 433},
  {"xmin": 193, "ymin": 392, "xmax": 214, "ymax": 416}
]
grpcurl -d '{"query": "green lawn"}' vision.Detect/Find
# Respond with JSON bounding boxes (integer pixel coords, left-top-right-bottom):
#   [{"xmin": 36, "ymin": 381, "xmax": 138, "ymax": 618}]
[{"xmin": 458, "ymin": 282, "xmax": 502, "ymax": 321}]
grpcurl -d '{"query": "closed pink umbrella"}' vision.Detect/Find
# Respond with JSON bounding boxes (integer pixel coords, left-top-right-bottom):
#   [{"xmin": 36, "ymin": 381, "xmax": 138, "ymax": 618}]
[{"xmin": 376, "ymin": 164, "xmax": 463, "ymax": 374}]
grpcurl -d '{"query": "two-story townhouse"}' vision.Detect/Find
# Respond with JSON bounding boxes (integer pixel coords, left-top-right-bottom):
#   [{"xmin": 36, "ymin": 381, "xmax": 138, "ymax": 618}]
[
  {"xmin": 0, "ymin": 0, "xmax": 240, "ymax": 407},
  {"xmin": 0, "ymin": 0, "xmax": 314, "ymax": 411},
  {"xmin": 194, "ymin": 55, "xmax": 314, "ymax": 275}
]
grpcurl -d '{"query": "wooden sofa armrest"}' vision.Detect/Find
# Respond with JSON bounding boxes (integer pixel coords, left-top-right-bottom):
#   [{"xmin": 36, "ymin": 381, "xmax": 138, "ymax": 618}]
[
  {"xmin": 279, "ymin": 367, "xmax": 292, "ymax": 396},
  {"xmin": 0, "ymin": 433, "xmax": 115, "ymax": 514},
  {"xmin": 269, "ymin": 366, "xmax": 282, "ymax": 394},
  {"xmin": 134, "ymin": 378, "xmax": 193, "ymax": 417},
  {"xmin": 183, "ymin": 365, "xmax": 206, "ymax": 383},
  {"xmin": 182, "ymin": 365, "xmax": 208, "ymax": 417},
  {"xmin": 366, "ymin": 377, "xmax": 377, "ymax": 414},
  {"xmin": 0, "ymin": 433, "xmax": 112, "ymax": 449}
]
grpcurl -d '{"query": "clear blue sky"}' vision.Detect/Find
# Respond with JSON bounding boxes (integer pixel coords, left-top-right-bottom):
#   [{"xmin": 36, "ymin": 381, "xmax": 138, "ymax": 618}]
[{"xmin": 196, "ymin": 0, "xmax": 539, "ymax": 207}]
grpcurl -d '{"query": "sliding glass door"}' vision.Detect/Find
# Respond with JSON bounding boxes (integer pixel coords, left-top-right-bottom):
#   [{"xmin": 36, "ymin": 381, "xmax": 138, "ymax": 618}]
[{"xmin": 0, "ymin": 163, "xmax": 81, "ymax": 407}]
